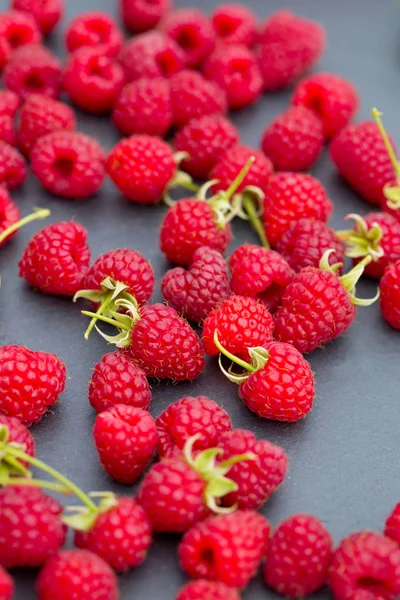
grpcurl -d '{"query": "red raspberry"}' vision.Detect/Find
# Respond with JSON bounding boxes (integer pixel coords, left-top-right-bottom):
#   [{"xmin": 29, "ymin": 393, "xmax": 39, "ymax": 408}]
[
  {"xmin": 36, "ymin": 550, "xmax": 119, "ymax": 600},
  {"xmin": 93, "ymin": 405, "xmax": 158, "ymax": 484},
  {"xmin": 261, "ymin": 106, "xmax": 324, "ymax": 172},
  {"xmin": 11, "ymin": 0, "xmax": 63, "ymax": 36},
  {"xmin": 211, "ymin": 3, "xmax": 259, "ymax": 48},
  {"xmin": 292, "ymin": 72, "xmax": 359, "ymax": 139},
  {"xmin": 0, "ymin": 344, "xmax": 66, "ymax": 425},
  {"xmin": 0, "ymin": 90, "xmax": 19, "ymax": 116},
  {"xmin": 119, "ymin": 31, "xmax": 184, "ymax": 82},
  {"xmin": 3, "ymin": 44, "xmax": 62, "ymax": 100},
  {"xmin": 161, "ymin": 8, "xmax": 215, "ymax": 69},
  {"xmin": 31, "ymin": 131, "xmax": 105, "ymax": 198},
  {"xmin": 203, "ymin": 44, "xmax": 263, "ymax": 110},
  {"xmin": 19, "ymin": 221, "xmax": 91, "ymax": 296},
  {"xmin": 0, "ymin": 141, "xmax": 26, "ymax": 189},
  {"xmin": 385, "ymin": 503, "xmax": 400, "ymax": 547},
  {"xmin": 263, "ymin": 172, "xmax": 333, "ymax": 246},
  {"xmin": 161, "ymin": 246, "xmax": 230, "ymax": 323},
  {"xmin": 276, "ymin": 218, "xmax": 346, "ymax": 273},
  {"xmin": 380, "ymin": 260, "xmax": 400, "ymax": 330},
  {"xmin": 112, "ymin": 78, "xmax": 173, "ymax": 138},
  {"xmin": 258, "ymin": 10, "xmax": 325, "ymax": 92},
  {"xmin": 0, "ymin": 566, "xmax": 13, "ymax": 600},
  {"xmin": 156, "ymin": 396, "xmax": 232, "ymax": 458},
  {"xmin": 121, "ymin": 0, "xmax": 171, "ymax": 33},
  {"xmin": 179, "ymin": 510, "xmax": 270, "ymax": 588},
  {"xmin": 174, "ymin": 114, "xmax": 239, "ymax": 180},
  {"xmin": 0, "ymin": 115, "xmax": 15, "ymax": 146},
  {"xmin": 176, "ymin": 580, "xmax": 240, "ymax": 600},
  {"xmin": 63, "ymin": 48, "xmax": 125, "ymax": 115},
  {"xmin": 264, "ymin": 514, "xmax": 333, "ymax": 598},
  {"xmin": 211, "ymin": 144, "xmax": 273, "ymax": 195},
  {"xmin": 202, "ymin": 295, "xmax": 274, "ymax": 356},
  {"xmin": 329, "ymin": 532, "xmax": 400, "ymax": 600},
  {"xmin": 0, "ymin": 186, "xmax": 20, "ymax": 246},
  {"xmin": 0, "ymin": 10, "xmax": 41, "ymax": 69},
  {"xmin": 0, "ymin": 486, "xmax": 66, "ymax": 568},
  {"xmin": 0, "ymin": 414, "xmax": 35, "ymax": 459},
  {"xmin": 348, "ymin": 593, "xmax": 386, "ymax": 600},
  {"xmin": 65, "ymin": 11, "xmax": 123, "ymax": 58},
  {"xmin": 17, "ymin": 94, "xmax": 76, "ymax": 157}
]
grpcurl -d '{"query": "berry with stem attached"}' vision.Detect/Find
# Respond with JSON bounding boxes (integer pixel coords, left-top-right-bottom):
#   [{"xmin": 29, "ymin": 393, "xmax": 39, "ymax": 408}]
[
  {"xmin": 0, "ymin": 206, "xmax": 50, "ymax": 247},
  {"xmin": 372, "ymin": 108, "xmax": 400, "ymax": 220}
]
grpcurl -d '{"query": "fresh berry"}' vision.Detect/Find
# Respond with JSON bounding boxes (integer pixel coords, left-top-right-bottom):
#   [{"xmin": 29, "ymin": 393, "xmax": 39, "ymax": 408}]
[
  {"xmin": 0, "ymin": 414, "xmax": 35, "ymax": 460},
  {"xmin": 0, "ymin": 186, "xmax": 20, "ymax": 246},
  {"xmin": 0, "ymin": 566, "xmax": 13, "ymax": 600},
  {"xmin": 174, "ymin": 114, "xmax": 239, "ymax": 180},
  {"xmin": 261, "ymin": 106, "xmax": 324, "ymax": 172},
  {"xmin": 121, "ymin": 0, "xmax": 171, "ymax": 33},
  {"xmin": 263, "ymin": 172, "xmax": 333, "ymax": 246},
  {"xmin": 0, "ymin": 486, "xmax": 66, "ymax": 568},
  {"xmin": 212, "ymin": 144, "xmax": 273, "ymax": 195},
  {"xmin": 203, "ymin": 44, "xmax": 263, "ymax": 110},
  {"xmin": 385, "ymin": 503, "xmax": 400, "ymax": 546},
  {"xmin": 17, "ymin": 94, "xmax": 76, "ymax": 157},
  {"xmin": 211, "ymin": 3, "xmax": 258, "ymax": 48},
  {"xmin": 156, "ymin": 396, "xmax": 232, "ymax": 458},
  {"xmin": 65, "ymin": 11, "xmax": 123, "ymax": 58},
  {"xmin": 176, "ymin": 580, "xmax": 239, "ymax": 600},
  {"xmin": 119, "ymin": 31, "xmax": 184, "ymax": 82},
  {"xmin": 0, "ymin": 10, "xmax": 41, "ymax": 69},
  {"xmin": 0, "ymin": 90, "xmax": 19, "ymax": 116},
  {"xmin": 380, "ymin": 260, "xmax": 400, "ymax": 330},
  {"xmin": 19, "ymin": 221, "xmax": 91, "ymax": 296},
  {"xmin": 31, "ymin": 131, "xmax": 105, "ymax": 198},
  {"xmin": 264, "ymin": 514, "xmax": 333, "ymax": 598},
  {"xmin": 179, "ymin": 510, "xmax": 270, "ymax": 588},
  {"xmin": 161, "ymin": 246, "xmax": 230, "ymax": 323},
  {"xmin": 11, "ymin": 0, "xmax": 63, "ymax": 36},
  {"xmin": 36, "ymin": 550, "xmax": 119, "ymax": 600},
  {"xmin": 329, "ymin": 532, "xmax": 400, "ymax": 600},
  {"xmin": 347, "ymin": 592, "xmax": 385, "ymax": 600},
  {"xmin": 161, "ymin": 8, "xmax": 215, "ymax": 69},
  {"xmin": 0, "ymin": 142, "xmax": 26, "ymax": 189},
  {"xmin": 291, "ymin": 72, "xmax": 359, "ymax": 139},
  {"xmin": 0, "ymin": 115, "xmax": 15, "ymax": 146}
]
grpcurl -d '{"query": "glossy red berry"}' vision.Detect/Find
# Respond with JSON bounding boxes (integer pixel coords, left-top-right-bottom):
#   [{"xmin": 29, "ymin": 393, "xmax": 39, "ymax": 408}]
[
  {"xmin": 380, "ymin": 260, "xmax": 400, "ymax": 330},
  {"xmin": 211, "ymin": 144, "xmax": 273, "ymax": 195},
  {"xmin": 0, "ymin": 186, "xmax": 20, "ymax": 247},
  {"xmin": 0, "ymin": 414, "xmax": 35, "ymax": 459},
  {"xmin": 121, "ymin": 0, "xmax": 171, "ymax": 34},
  {"xmin": 0, "ymin": 10, "xmax": 41, "ymax": 69},
  {"xmin": 0, "ymin": 142, "xmax": 27, "ymax": 189},
  {"xmin": 211, "ymin": 3, "xmax": 259, "ymax": 48},
  {"xmin": 3, "ymin": 44, "xmax": 62, "ymax": 100},
  {"xmin": 176, "ymin": 580, "xmax": 240, "ymax": 600},
  {"xmin": 161, "ymin": 8, "xmax": 215, "ymax": 68},
  {"xmin": 65, "ymin": 11, "xmax": 123, "ymax": 58},
  {"xmin": 11, "ymin": 0, "xmax": 63, "ymax": 36},
  {"xmin": 119, "ymin": 31, "xmax": 184, "ymax": 82}
]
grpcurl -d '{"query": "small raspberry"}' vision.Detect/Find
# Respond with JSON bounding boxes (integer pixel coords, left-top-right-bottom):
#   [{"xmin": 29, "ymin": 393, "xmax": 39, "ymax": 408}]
[
  {"xmin": 161, "ymin": 8, "xmax": 215, "ymax": 68},
  {"xmin": 0, "ymin": 566, "xmax": 13, "ymax": 600},
  {"xmin": 0, "ymin": 115, "xmax": 15, "ymax": 146},
  {"xmin": 176, "ymin": 580, "xmax": 240, "ymax": 600},
  {"xmin": 31, "ymin": 131, "xmax": 105, "ymax": 198},
  {"xmin": 385, "ymin": 503, "xmax": 400, "ymax": 547},
  {"xmin": 380, "ymin": 260, "xmax": 400, "ymax": 330},
  {"xmin": 121, "ymin": 0, "xmax": 171, "ymax": 33},
  {"xmin": 0, "ymin": 141, "xmax": 27, "ymax": 189},
  {"xmin": 0, "ymin": 186, "xmax": 21, "ymax": 246},
  {"xmin": 65, "ymin": 11, "xmax": 123, "ymax": 58},
  {"xmin": 119, "ymin": 31, "xmax": 184, "ymax": 82},
  {"xmin": 0, "ymin": 10, "xmax": 42, "ymax": 69},
  {"xmin": 0, "ymin": 414, "xmax": 35, "ymax": 459},
  {"xmin": 211, "ymin": 144, "xmax": 273, "ymax": 195},
  {"xmin": 211, "ymin": 3, "xmax": 259, "ymax": 48},
  {"xmin": 11, "ymin": 0, "xmax": 63, "ymax": 36},
  {"xmin": 261, "ymin": 106, "xmax": 324, "ymax": 172},
  {"xmin": 0, "ymin": 90, "xmax": 20, "ymax": 116}
]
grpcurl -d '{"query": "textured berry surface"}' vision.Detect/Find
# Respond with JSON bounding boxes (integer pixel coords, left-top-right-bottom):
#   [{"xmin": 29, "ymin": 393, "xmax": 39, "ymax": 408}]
[
  {"xmin": 0, "ymin": 414, "xmax": 35, "ymax": 459},
  {"xmin": 119, "ymin": 31, "xmax": 184, "ymax": 82},
  {"xmin": 0, "ymin": 565, "xmax": 13, "ymax": 600},
  {"xmin": 11, "ymin": 0, "xmax": 63, "ymax": 36},
  {"xmin": 0, "ymin": 142, "xmax": 27, "ymax": 190},
  {"xmin": 161, "ymin": 8, "xmax": 215, "ymax": 68},
  {"xmin": 211, "ymin": 144, "xmax": 273, "ymax": 195},
  {"xmin": 0, "ymin": 10, "xmax": 42, "ymax": 69},
  {"xmin": 176, "ymin": 579, "xmax": 240, "ymax": 600},
  {"xmin": 352, "ymin": 213, "xmax": 400, "ymax": 278},
  {"xmin": 121, "ymin": 0, "xmax": 171, "ymax": 33},
  {"xmin": 264, "ymin": 514, "xmax": 333, "ymax": 598},
  {"xmin": 3, "ymin": 44, "xmax": 62, "ymax": 100},
  {"xmin": 0, "ymin": 90, "xmax": 20, "ymax": 116},
  {"xmin": 0, "ymin": 344, "xmax": 66, "ymax": 425},
  {"xmin": 65, "ymin": 11, "xmax": 123, "ymax": 58},
  {"xmin": 0, "ymin": 115, "xmax": 16, "ymax": 146},
  {"xmin": 0, "ymin": 186, "xmax": 20, "ymax": 247},
  {"xmin": 380, "ymin": 260, "xmax": 400, "ymax": 330},
  {"xmin": 385, "ymin": 503, "xmax": 400, "ymax": 547},
  {"xmin": 211, "ymin": 3, "xmax": 258, "ymax": 48},
  {"xmin": 19, "ymin": 221, "xmax": 91, "ymax": 296}
]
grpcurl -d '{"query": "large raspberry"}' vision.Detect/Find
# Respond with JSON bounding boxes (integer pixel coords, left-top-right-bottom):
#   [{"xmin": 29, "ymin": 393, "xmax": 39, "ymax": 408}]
[
  {"xmin": 0, "ymin": 10, "xmax": 42, "ymax": 69},
  {"xmin": 11, "ymin": 0, "xmax": 63, "ymax": 36},
  {"xmin": 211, "ymin": 3, "xmax": 259, "ymax": 48},
  {"xmin": 0, "ymin": 115, "xmax": 15, "ymax": 146},
  {"xmin": 160, "ymin": 8, "xmax": 215, "ymax": 68},
  {"xmin": 119, "ymin": 31, "xmax": 184, "ymax": 82},
  {"xmin": 0, "ymin": 90, "xmax": 20, "ymax": 116},
  {"xmin": 211, "ymin": 144, "xmax": 273, "ymax": 195},
  {"xmin": 65, "ymin": 11, "xmax": 123, "ymax": 58},
  {"xmin": 3, "ymin": 44, "xmax": 62, "ymax": 100},
  {"xmin": 0, "ymin": 142, "xmax": 27, "ymax": 190},
  {"xmin": 121, "ymin": 0, "xmax": 171, "ymax": 33}
]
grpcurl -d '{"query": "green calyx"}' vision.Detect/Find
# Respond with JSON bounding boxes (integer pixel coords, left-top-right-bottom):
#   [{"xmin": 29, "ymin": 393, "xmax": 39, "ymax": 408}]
[
  {"xmin": 213, "ymin": 331, "xmax": 269, "ymax": 384},
  {"xmin": 336, "ymin": 213, "xmax": 384, "ymax": 261},
  {"xmin": 164, "ymin": 152, "xmax": 200, "ymax": 206},
  {"xmin": 372, "ymin": 108, "xmax": 400, "ymax": 211},
  {"xmin": 0, "ymin": 207, "xmax": 51, "ymax": 246}
]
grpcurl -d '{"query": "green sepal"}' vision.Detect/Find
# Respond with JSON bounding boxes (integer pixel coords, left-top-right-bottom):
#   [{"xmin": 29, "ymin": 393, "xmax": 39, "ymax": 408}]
[
  {"xmin": 62, "ymin": 492, "xmax": 118, "ymax": 532},
  {"xmin": 336, "ymin": 214, "xmax": 384, "ymax": 260},
  {"xmin": 384, "ymin": 184, "xmax": 400, "ymax": 210},
  {"xmin": 0, "ymin": 425, "xmax": 31, "ymax": 479}
]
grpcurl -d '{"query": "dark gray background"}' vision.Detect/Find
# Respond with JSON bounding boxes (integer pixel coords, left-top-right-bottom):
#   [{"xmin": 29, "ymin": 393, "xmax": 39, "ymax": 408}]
[{"xmin": 1, "ymin": 0, "xmax": 399, "ymax": 598}]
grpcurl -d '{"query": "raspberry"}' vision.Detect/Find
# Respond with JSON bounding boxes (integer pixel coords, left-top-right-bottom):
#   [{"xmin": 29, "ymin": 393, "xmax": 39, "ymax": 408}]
[
  {"xmin": 176, "ymin": 580, "xmax": 240, "ymax": 600},
  {"xmin": 0, "ymin": 141, "xmax": 26, "ymax": 189},
  {"xmin": 0, "ymin": 90, "xmax": 19, "ymax": 116},
  {"xmin": 119, "ymin": 31, "xmax": 184, "ymax": 82},
  {"xmin": 0, "ymin": 414, "xmax": 35, "ymax": 459},
  {"xmin": 156, "ymin": 396, "xmax": 232, "ymax": 458},
  {"xmin": 0, "ymin": 115, "xmax": 15, "ymax": 146},
  {"xmin": 121, "ymin": 0, "xmax": 171, "ymax": 33},
  {"xmin": 385, "ymin": 503, "xmax": 400, "ymax": 546},
  {"xmin": 203, "ymin": 44, "xmax": 263, "ymax": 110},
  {"xmin": 264, "ymin": 514, "xmax": 333, "ymax": 597},
  {"xmin": 0, "ymin": 566, "xmax": 13, "ymax": 600},
  {"xmin": 0, "ymin": 186, "xmax": 20, "ymax": 246},
  {"xmin": 174, "ymin": 114, "xmax": 239, "ymax": 180},
  {"xmin": 211, "ymin": 144, "xmax": 273, "ymax": 195},
  {"xmin": 36, "ymin": 550, "xmax": 119, "ymax": 600},
  {"xmin": 112, "ymin": 78, "xmax": 173, "ymax": 138},
  {"xmin": 161, "ymin": 246, "xmax": 230, "ymax": 323},
  {"xmin": 19, "ymin": 221, "xmax": 91, "ymax": 296},
  {"xmin": 161, "ymin": 8, "xmax": 215, "ymax": 68},
  {"xmin": 17, "ymin": 94, "xmax": 76, "ymax": 157},
  {"xmin": 380, "ymin": 260, "xmax": 400, "ymax": 329},
  {"xmin": 63, "ymin": 47, "xmax": 125, "ymax": 115},
  {"xmin": 3, "ymin": 43, "xmax": 62, "ymax": 100},
  {"xmin": 0, "ymin": 10, "xmax": 41, "ymax": 69},
  {"xmin": 179, "ymin": 510, "xmax": 270, "ymax": 588},
  {"xmin": 65, "ymin": 11, "xmax": 123, "ymax": 58},
  {"xmin": 329, "ymin": 532, "xmax": 400, "ymax": 600},
  {"xmin": 169, "ymin": 70, "xmax": 227, "ymax": 128},
  {"xmin": 0, "ymin": 344, "xmax": 66, "ymax": 425},
  {"xmin": 11, "ymin": 0, "xmax": 63, "ymax": 36},
  {"xmin": 211, "ymin": 3, "xmax": 259, "ymax": 48},
  {"xmin": 0, "ymin": 486, "xmax": 66, "ymax": 568},
  {"xmin": 261, "ymin": 106, "xmax": 324, "ymax": 172},
  {"xmin": 93, "ymin": 405, "xmax": 158, "ymax": 484},
  {"xmin": 31, "ymin": 131, "xmax": 105, "ymax": 198}
]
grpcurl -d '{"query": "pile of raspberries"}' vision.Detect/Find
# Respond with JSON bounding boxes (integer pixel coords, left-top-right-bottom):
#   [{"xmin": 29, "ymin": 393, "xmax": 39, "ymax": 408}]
[{"xmin": 0, "ymin": 1, "xmax": 399, "ymax": 600}]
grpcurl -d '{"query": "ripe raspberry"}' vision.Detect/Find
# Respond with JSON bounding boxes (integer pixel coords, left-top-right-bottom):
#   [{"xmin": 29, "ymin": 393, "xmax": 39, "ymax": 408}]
[
  {"xmin": 211, "ymin": 144, "xmax": 273, "ymax": 195},
  {"xmin": 263, "ymin": 172, "xmax": 333, "ymax": 246},
  {"xmin": 0, "ymin": 90, "xmax": 19, "ymax": 116},
  {"xmin": 0, "ymin": 115, "xmax": 15, "ymax": 146},
  {"xmin": 176, "ymin": 580, "xmax": 240, "ymax": 600},
  {"xmin": 380, "ymin": 260, "xmax": 400, "ymax": 330},
  {"xmin": 65, "ymin": 12, "xmax": 123, "ymax": 58},
  {"xmin": 179, "ymin": 510, "xmax": 270, "ymax": 588},
  {"xmin": 385, "ymin": 503, "xmax": 400, "ymax": 547},
  {"xmin": 31, "ymin": 131, "xmax": 105, "ymax": 198},
  {"xmin": 261, "ymin": 106, "xmax": 324, "ymax": 172},
  {"xmin": 161, "ymin": 8, "xmax": 215, "ymax": 69},
  {"xmin": 37, "ymin": 550, "xmax": 119, "ymax": 600},
  {"xmin": 0, "ymin": 10, "xmax": 42, "ymax": 70},
  {"xmin": 174, "ymin": 114, "xmax": 239, "ymax": 180},
  {"xmin": 3, "ymin": 44, "xmax": 62, "ymax": 100},
  {"xmin": 19, "ymin": 221, "xmax": 91, "ymax": 296},
  {"xmin": 0, "ymin": 141, "xmax": 26, "ymax": 189},
  {"xmin": 17, "ymin": 94, "xmax": 76, "ymax": 157},
  {"xmin": 11, "ymin": 0, "xmax": 63, "ymax": 36},
  {"xmin": 264, "ymin": 514, "xmax": 333, "ymax": 597},
  {"xmin": 119, "ymin": 31, "xmax": 184, "ymax": 82},
  {"xmin": 0, "ymin": 486, "xmax": 66, "ymax": 568},
  {"xmin": 229, "ymin": 244, "xmax": 294, "ymax": 312},
  {"xmin": 276, "ymin": 218, "xmax": 346, "ymax": 273},
  {"xmin": 156, "ymin": 396, "xmax": 232, "ymax": 458},
  {"xmin": 161, "ymin": 246, "xmax": 230, "ymax": 323},
  {"xmin": 258, "ymin": 10, "xmax": 325, "ymax": 92},
  {"xmin": 292, "ymin": 72, "xmax": 359, "ymax": 139},
  {"xmin": 211, "ymin": 3, "xmax": 259, "ymax": 48},
  {"xmin": 203, "ymin": 295, "xmax": 274, "ymax": 356},
  {"xmin": 347, "ymin": 592, "xmax": 385, "ymax": 600},
  {"xmin": 0, "ymin": 186, "xmax": 20, "ymax": 246},
  {"xmin": 93, "ymin": 405, "xmax": 158, "ymax": 484},
  {"xmin": 0, "ymin": 414, "xmax": 35, "ymax": 459},
  {"xmin": 203, "ymin": 44, "xmax": 263, "ymax": 110},
  {"xmin": 121, "ymin": 0, "xmax": 171, "ymax": 33},
  {"xmin": 0, "ymin": 344, "xmax": 66, "ymax": 425},
  {"xmin": 0, "ymin": 566, "xmax": 13, "ymax": 600},
  {"xmin": 112, "ymin": 78, "xmax": 172, "ymax": 138},
  {"xmin": 329, "ymin": 532, "xmax": 400, "ymax": 600}
]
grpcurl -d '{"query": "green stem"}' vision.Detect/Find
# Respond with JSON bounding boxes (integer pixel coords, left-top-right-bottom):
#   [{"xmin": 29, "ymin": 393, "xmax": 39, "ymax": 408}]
[
  {"xmin": 84, "ymin": 294, "xmax": 114, "ymax": 340},
  {"xmin": 213, "ymin": 331, "xmax": 255, "ymax": 373},
  {"xmin": 225, "ymin": 157, "xmax": 255, "ymax": 200},
  {"xmin": 180, "ymin": 180, "xmax": 200, "ymax": 193},
  {"xmin": 6, "ymin": 477, "xmax": 71, "ymax": 494},
  {"xmin": 372, "ymin": 108, "xmax": 400, "ymax": 178},
  {"xmin": 81, "ymin": 311, "xmax": 131, "ymax": 331},
  {"xmin": 243, "ymin": 193, "xmax": 270, "ymax": 249},
  {"xmin": 0, "ymin": 208, "xmax": 51, "ymax": 245}
]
